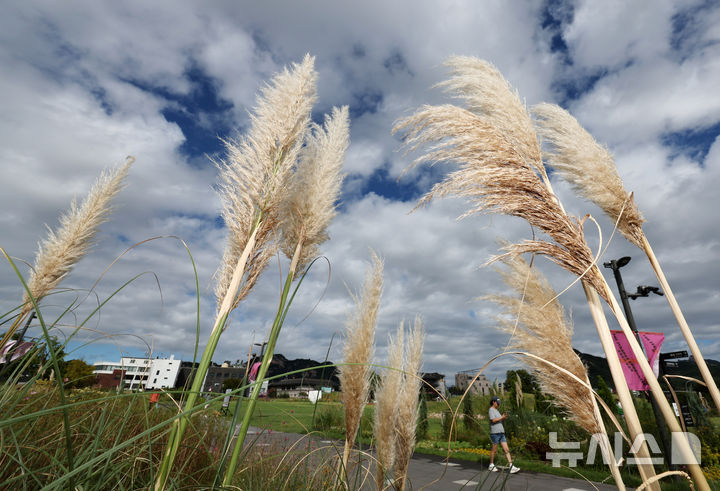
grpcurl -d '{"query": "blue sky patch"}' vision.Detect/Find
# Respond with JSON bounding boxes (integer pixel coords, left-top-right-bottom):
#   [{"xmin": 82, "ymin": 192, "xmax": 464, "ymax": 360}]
[
  {"xmin": 383, "ymin": 50, "xmax": 412, "ymax": 76},
  {"xmin": 552, "ymin": 68, "xmax": 607, "ymax": 104},
  {"xmin": 540, "ymin": 0, "xmax": 573, "ymax": 63},
  {"xmin": 670, "ymin": 0, "xmax": 717, "ymax": 57},
  {"xmin": 661, "ymin": 121, "xmax": 720, "ymax": 163},
  {"xmin": 350, "ymin": 89, "xmax": 384, "ymax": 119},
  {"xmin": 361, "ymin": 166, "xmax": 422, "ymax": 202},
  {"xmin": 123, "ymin": 64, "xmax": 233, "ymax": 161}
]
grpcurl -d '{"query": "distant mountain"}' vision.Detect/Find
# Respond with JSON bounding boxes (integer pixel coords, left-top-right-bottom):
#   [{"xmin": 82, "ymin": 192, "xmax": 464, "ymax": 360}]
[{"xmin": 574, "ymin": 349, "xmax": 720, "ymax": 390}]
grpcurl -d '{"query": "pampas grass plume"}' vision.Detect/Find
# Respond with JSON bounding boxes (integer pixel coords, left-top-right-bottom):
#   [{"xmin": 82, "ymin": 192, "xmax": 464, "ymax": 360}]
[
  {"xmin": 532, "ymin": 103, "xmax": 645, "ymax": 247},
  {"xmin": 23, "ymin": 156, "xmax": 134, "ymax": 312},
  {"xmin": 338, "ymin": 250, "xmax": 383, "ymax": 472},
  {"xmin": 392, "ymin": 316, "xmax": 424, "ymax": 491},
  {"xmin": 374, "ymin": 320, "xmax": 404, "ymax": 490},
  {"xmin": 486, "ymin": 253, "xmax": 599, "ymax": 433},
  {"xmin": 394, "ymin": 102, "xmax": 607, "ymax": 300},
  {"xmin": 438, "ymin": 56, "xmax": 545, "ymax": 178},
  {"xmin": 214, "ymin": 54, "xmax": 317, "ymax": 310},
  {"xmin": 280, "ymin": 105, "xmax": 349, "ymax": 270}
]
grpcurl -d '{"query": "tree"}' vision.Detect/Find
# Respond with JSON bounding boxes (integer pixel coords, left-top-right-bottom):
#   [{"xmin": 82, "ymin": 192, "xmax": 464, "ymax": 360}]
[
  {"xmin": 417, "ymin": 394, "xmax": 429, "ymax": 440},
  {"xmin": 595, "ymin": 375, "xmax": 616, "ymax": 414},
  {"xmin": 462, "ymin": 395, "xmax": 477, "ymax": 431},
  {"xmin": 504, "ymin": 369, "xmax": 539, "ymax": 393},
  {"xmin": 64, "ymin": 359, "xmax": 95, "ymax": 388},
  {"xmin": 222, "ymin": 377, "xmax": 244, "ymax": 391},
  {"xmin": 441, "ymin": 407, "xmax": 453, "ymax": 439}
]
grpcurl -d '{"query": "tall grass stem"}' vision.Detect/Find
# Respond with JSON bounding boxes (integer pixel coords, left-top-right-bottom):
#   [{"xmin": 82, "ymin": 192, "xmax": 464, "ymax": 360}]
[
  {"xmin": 221, "ymin": 241, "xmax": 304, "ymax": 485},
  {"xmin": 641, "ymin": 236, "xmax": 720, "ymax": 413}
]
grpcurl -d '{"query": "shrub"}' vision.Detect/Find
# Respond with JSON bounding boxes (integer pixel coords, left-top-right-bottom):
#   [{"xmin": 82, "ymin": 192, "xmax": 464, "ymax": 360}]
[
  {"xmin": 462, "ymin": 395, "xmax": 477, "ymax": 432},
  {"xmin": 313, "ymin": 404, "xmax": 344, "ymax": 432},
  {"xmin": 417, "ymin": 395, "xmax": 428, "ymax": 440},
  {"xmin": 222, "ymin": 377, "xmax": 244, "ymax": 391},
  {"xmin": 441, "ymin": 407, "xmax": 454, "ymax": 440}
]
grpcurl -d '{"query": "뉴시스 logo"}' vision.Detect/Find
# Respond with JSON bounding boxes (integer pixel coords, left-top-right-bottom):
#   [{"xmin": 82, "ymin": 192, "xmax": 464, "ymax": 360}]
[{"xmin": 546, "ymin": 432, "xmax": 701, "ymax": 467}]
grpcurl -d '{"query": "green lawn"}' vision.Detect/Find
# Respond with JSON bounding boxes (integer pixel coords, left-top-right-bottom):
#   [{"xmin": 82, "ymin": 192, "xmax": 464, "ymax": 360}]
[{"xmin": 226, "ymin": 398, "xmax": 321, "ymax": 434}]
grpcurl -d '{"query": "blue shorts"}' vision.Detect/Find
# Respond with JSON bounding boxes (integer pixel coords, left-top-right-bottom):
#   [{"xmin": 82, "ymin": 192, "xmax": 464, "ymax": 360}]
[{"xmin": 490, "ymin": 433, "xmax": 506, "ymax": 444}]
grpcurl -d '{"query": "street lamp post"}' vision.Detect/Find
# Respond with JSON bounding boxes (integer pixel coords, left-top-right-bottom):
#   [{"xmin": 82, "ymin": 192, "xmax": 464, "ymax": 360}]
[
  {"xmin": 603, "ymin": 256, "xmax": 673, "ymax": 471},
  {"xmin": 254, "ymin": 342, "xmax": 268, "ymax": 359}
]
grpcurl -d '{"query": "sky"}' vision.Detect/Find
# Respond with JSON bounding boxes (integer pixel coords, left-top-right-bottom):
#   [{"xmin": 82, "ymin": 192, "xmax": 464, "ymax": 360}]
[{"xmin": 1, "ymin": 1, "xmax": 719, "ymax": 383}]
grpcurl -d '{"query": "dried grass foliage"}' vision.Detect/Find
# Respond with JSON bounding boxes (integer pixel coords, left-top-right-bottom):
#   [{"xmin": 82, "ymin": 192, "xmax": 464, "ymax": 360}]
[
  {"xmin": 532, "ymin": 103, "xmax": 645, "ymax": 247},
  {"xmin": 373, "ymin": 321, "xmax": 404, "ymax": 489},
  {"xmin": 23, "ymin": 157, "xmax": 134, "ymax": 311},
  {"xmin": 487, "ymin": 254, "xmax": 600, "ymax": 434},
  {"xmin": 338, "ymin": 250, "xmax": 383, "ymax": 449},
  {"xmin": 373, "ymin": 317, "xmax": 424, "ymax": 491},
  {"xmin": 392, "ymin": 316, "xmax": 424, "ymax": 491},
  {"xmin": 215, "ymin": 55, "xmax": 318, "ymax": 309},
  {"xmin": 438, "ymin": 56, "xmax": 545, "ymax": 178},
  {"xmin": 280, "ymin": 105, "xmax": 349, "ymax": 270},
  {"xmin": 394, "ymin": 103, "xmax": 607, "ymax": 300}
]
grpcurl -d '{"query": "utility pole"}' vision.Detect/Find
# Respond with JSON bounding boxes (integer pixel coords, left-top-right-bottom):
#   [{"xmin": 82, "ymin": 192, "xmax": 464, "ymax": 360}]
[{"xmin": 604, "ymin": 256, "xmax": 674, "ymax": 471}]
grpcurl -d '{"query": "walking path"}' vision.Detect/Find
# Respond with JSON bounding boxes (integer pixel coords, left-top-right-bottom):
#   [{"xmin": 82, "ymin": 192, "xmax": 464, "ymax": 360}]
[{"xmin": 244, "ymin": 427, "xmax": 625, "ymax": 490}]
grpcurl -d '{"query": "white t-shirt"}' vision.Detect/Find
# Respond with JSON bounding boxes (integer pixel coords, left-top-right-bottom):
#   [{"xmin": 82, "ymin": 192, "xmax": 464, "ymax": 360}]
[{"xmin": 489, "ymin": 406, "xmax": 504, "ymax": 434}]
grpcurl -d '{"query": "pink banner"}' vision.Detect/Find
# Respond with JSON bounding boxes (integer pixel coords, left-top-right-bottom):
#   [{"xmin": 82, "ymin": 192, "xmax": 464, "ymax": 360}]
[
  {"xmin": 249, "ymin": 361, "xmax": 261, "ymax": 382},
  {"xmin": 610, "ymin": 331, "xmax": 664, "ymax": 391}
]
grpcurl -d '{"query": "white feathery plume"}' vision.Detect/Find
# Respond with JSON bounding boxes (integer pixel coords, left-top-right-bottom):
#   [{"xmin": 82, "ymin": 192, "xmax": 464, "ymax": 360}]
[
  {"xmin": 24, "ymin": 157, "xmax": 134, "ymax": 312},
  {"xmin": 338, "ymin": 250, "xmax": 383, "ymax": 479},
  {"xmin": 214, "ymin": 54, "xmax": 317, "ymax": 311},
  {"xmin": 279, "ymin": 105, "xmax": 349, "ymax": 271}
]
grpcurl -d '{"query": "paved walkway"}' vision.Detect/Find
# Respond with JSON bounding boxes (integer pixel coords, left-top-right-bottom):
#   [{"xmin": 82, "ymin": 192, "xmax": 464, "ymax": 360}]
[{"xmin": 244, "ymin": 427, "xmax": 625, "ymax": 490}]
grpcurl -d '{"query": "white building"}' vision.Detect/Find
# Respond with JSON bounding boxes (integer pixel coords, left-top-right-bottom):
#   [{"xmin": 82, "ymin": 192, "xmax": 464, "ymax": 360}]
[
  {"xmin": 93, "ymin": 355, "xmax": 180, "ymax": 390},
  {"xmin": 146, "ymin": 356, "xmax": 181, "ymax": 390}
]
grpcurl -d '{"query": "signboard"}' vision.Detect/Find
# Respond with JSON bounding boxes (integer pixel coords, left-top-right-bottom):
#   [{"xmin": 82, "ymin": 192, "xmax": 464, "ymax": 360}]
[
  {"xmin": 660, "ymin": 351, "xmax": 688, "ymax": 360},
  {"xmin": 680, "ymin": 403, "xmax": 694, "ymax": 427},
  {"xmin": 610, "ymin": 331, "xmax": 665, "ymax": 391},
  {"xmin": 222, "ymin": 389, "xmax": 232, "ymax": 409}
]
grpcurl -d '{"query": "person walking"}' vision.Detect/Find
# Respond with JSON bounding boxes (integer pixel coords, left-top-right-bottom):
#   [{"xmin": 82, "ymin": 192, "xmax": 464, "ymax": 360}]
[{"xmin": 488, "ymin": 396, "xmax": 520, "ymax": 473}]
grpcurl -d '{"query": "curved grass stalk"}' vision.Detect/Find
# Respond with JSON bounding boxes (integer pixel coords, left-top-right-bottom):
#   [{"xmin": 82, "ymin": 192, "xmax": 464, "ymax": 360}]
[
  {"xmin": 1, "ymin": 236, "xmax": 202, "ymax": 489},
  {"xmin": 26, "ymin": 388, "xmax": 222, "ymax": 490},
  {"xmin": 489, "ymin": 253, "xmax": 626, "ymax": 489},
  {"xmin": 221, "ymin": 241, "xmax": 306, "ymax": 486},
  {"xmin": 154, "ymin": 224, "xmax": 261, "ymax": 490},
  {"xmin": 1, "ymin": 247, "xmax": 75, "ymax": 486}
]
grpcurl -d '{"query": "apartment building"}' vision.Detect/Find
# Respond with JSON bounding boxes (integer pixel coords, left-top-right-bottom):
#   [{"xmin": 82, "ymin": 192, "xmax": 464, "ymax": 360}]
[
  {"xmin": 455, "ymin": 371, "xmax": 492, "ymax": 395},
  {"xmin": 93, "ymin": 355, "xmax": 180, "ymax": 390}
]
